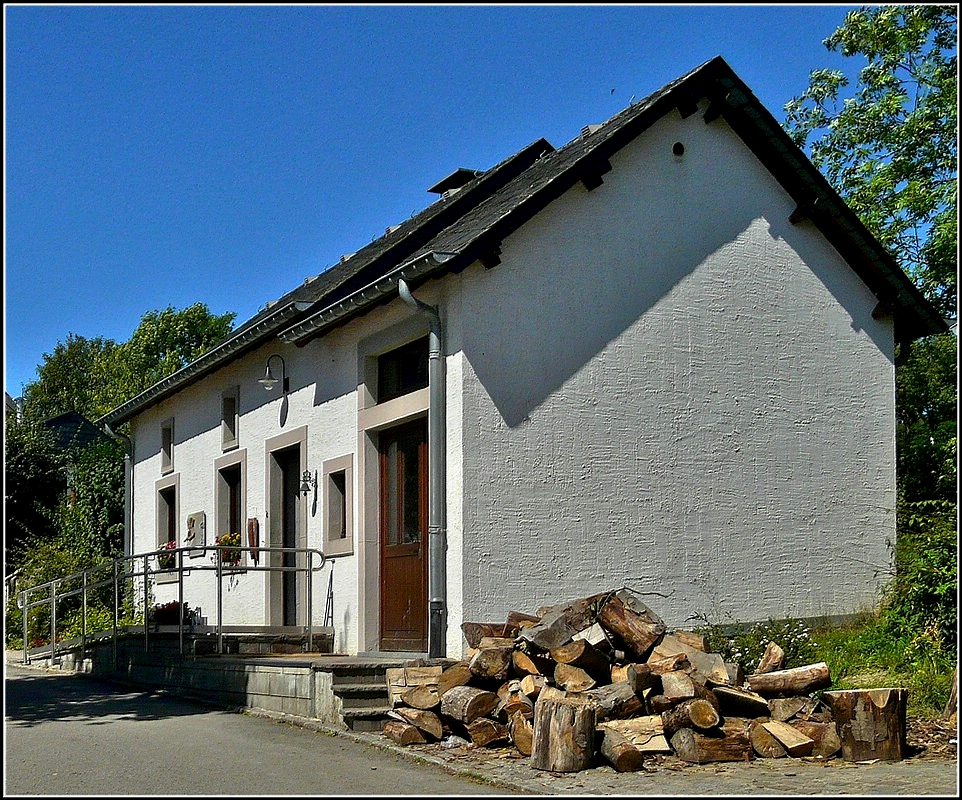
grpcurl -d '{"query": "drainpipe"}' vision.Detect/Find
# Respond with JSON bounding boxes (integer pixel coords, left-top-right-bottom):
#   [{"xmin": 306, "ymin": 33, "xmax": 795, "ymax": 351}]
[
  {"xmin": 398, "ymin": 277, "xmax": 447, "ymax": 659},
  {"xmin": 103, "ymin": 423, "xmax": 133, "ymax": 559}
]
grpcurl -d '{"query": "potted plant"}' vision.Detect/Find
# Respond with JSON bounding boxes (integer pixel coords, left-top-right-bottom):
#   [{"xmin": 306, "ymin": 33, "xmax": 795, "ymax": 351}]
[
  {"xmin": 214, "ymin": 532, "xmax": 242, "ymax": 567},
  {"xmin": 156, "ymin": 540, "xmax": 177, "ymax": 570}
]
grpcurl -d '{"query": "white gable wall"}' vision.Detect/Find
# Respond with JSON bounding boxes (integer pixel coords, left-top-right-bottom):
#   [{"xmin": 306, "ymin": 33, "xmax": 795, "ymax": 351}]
[{"xmin": 455, "ymin": 106, "xmax": 895, "ymax": 634}]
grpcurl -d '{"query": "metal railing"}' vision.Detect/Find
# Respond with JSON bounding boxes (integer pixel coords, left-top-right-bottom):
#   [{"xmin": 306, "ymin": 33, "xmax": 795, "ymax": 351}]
[{"xmin": 18, "ymin": 544, "xmax": 327, "ymax": 666}]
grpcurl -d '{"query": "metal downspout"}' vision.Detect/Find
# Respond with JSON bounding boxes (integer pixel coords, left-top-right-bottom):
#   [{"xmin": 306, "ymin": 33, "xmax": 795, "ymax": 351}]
[
  {"xmin": 103, "ymin": 423, "xmax": 133, "ymax": 559},
  {"xmin": 398, "ymin": 278, "xmax": 447, "ymax": 659}
]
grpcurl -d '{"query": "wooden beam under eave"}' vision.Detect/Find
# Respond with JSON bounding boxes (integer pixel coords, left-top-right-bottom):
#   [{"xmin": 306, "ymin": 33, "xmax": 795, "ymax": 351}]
[
  {"xmin": 676, "ymin": 92, "xmax": 700, "ymax": 119},
  {"xmin": 872, "ymin": 301, "xmax": 894, "ymax": 320},
  {"xmin": 480, "ymin": 247, "xmax": 502, "ymax": 270},
  {"xmin": 703, "ymin": 100, "xmax": 725, "ymax": 124},
  {"xmin": 580, "ymin": 158, "xmax": 612, "ymax": 192},
  {"xmin": 789, "ymin": 205, "xmax": 812, "ymax": 225}
]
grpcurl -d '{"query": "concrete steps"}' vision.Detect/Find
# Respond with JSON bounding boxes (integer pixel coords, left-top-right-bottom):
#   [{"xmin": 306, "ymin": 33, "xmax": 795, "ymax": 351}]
[{"xmin": 330, "ymin": 666, "xmax": 395, "ymax": 732}]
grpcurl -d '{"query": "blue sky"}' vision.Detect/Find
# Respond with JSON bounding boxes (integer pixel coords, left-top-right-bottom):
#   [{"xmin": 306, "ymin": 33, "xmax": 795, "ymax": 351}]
[{"xmin": 4, "ymin": 3, "xmax": 864, "ymax": 401}]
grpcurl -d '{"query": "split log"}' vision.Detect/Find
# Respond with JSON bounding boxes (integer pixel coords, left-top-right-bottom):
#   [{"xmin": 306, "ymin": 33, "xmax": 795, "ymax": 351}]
[
  {"xmin": 530, "ymin": 690, "xmax": 598, "ymax": 772},
  {"xmin": 712, "ymin": 685, "xmax": 771, "ymax": 717},
  {"xmin": 598, "ymin": 715, "xmax": 672, "ymax": 754},
  {"xmin": 789, "ymin": 719, "xmax": 841, "ymax": 758},
  {"xmin": 823, "ymin": 688, "xmax": 908, "ymax": 762},
  {"xmin": 572, "ymin": 621, "xmax": 613, "ymax": 649},
  {"xmin": 395, "ymin": 707, "xmax": 443, "ymax": 740},
  {"xmin": 496, "ymin": 680, "xmax": 535, "ymax": 719},
  {"xmin": 670, "ymin": 719, "xmax": 753, "ymax": 763},
  {"xmin": 554, "ymin": 663, "xmax": 597, "ymax": 693},
  {"xmin": 768, "ymin": 696, "xmax": 816, "ymax": 722},
  {"xmin": 519, "ymin": 674, "xmax": 547, "ymax": 699},
  {"xmin": 550, "ymin": 639, "xmax": 611, "ymax": 681},
  {"xmin": 660, "ymin": 670, "xmax": 696, "ymax": 703},
  {"xmin": 762, "ymin": 720, "xmax": 814, "ymax": 757},
  {"xmin": 437, "ymin": 661, "xmax": 474, "ymax": 696},
  {"xmin": 469, "ymin": 641, "xmax": 514, "ymax": 681},
  {"xmin": 517, "ymin": 593, "xmax": 608, "ymax": 652},
  {"xmin": 649, "ymin": 634, "xmax": 729, "ymax": 685},
  {"xmin": 466, "ymin": 717, "xmax": 510, "ymax": 747},
  {"xmin": 462, "ymin": 621, "xmax": 516, "ymax": 648},
  {"xmin": 647, "ymin": 694, "xmax": 676, "ymax": 714},
  {"xmin": 598, "ymin": 728, "xmax": 646, "ymax": 772},
  {"xmin": 671, "ymin": 630, "xmax": 709, "ymax": 652},
  {"xmin": 647, "ymin": 653, "xmax": 691, "ymax": 675},
  {"xmin": 512, "ymin": 648, "xmax": 555, "ymax": 679},
  {"xmin": 382, "ymin": 719, "xmax": 426, "ymax": 745},
  {"xmin": 724, "ymin": 661, "xmax": 746, "ymax": 687},
  {"xmin": 621, "ymin": 663, "xmax": 659, "ymax": 695},
  {"xmin": 746, "ymin": 662, "xmax": 831, "ymax": 698},
  {"xmin": 749, "ymin": 718, "xmax": 787, "ymax": 758},
  {"xmin": 401, "ymin": 684, "xmax": 440, "ymax": 710},
  {"xmin": 753, "ymin": 641, "xmax": 786, "ymax": 674},
  {"xmin": 506, "ymin": 610, "xmax": 541, "ymax": 628},
  {"xmin": 596, "ymin": 589, "xmax": 666, "ymax": 660},
  {"xmin": 509, "ymin": 710, "xmax": 534, "ymax": 755},
  {"xmin": 440, "ymin": 685, "xmax": 499, "ymax": 724},
  {"xmin": 661, "ymin": 698, "xmax": 721, "ymax": 738},
  {"xmin": 385, "ymin": 665, "xmax": 443, "ymax": 706},
  {"xmin": 583, "ymin": 681, "xmax": 644, "ymax": 721}
]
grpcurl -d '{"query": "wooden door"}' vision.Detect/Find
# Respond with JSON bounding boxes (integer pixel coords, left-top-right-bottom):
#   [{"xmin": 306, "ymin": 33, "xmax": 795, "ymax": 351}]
[{"xmin": 379, "ymin": 419, "xmax": 428, "ymax": 652}]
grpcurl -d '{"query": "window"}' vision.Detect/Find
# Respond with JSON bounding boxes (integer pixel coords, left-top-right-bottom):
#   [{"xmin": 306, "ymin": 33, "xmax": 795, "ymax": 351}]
[
  {"xmin": 214, "ymin": 451, "xmax": 247, "ymax": 564},
  {"xmin": 221, "ymin": 387, "xmax": 239, "ymax": 451},
  {"xmin": 161, "ymin": 418, "xmax": 175, "ymax": 474},
  {"xmin": 377, "ymin": 337, "xmax": 428, "ymax": 403},
  {"xmin": 323, "ymin": 454, "xmax": 354, "ymax": 556},
  {"xmin": 157, "ymin": 486, "xmax": 177, "ymax": 549}
]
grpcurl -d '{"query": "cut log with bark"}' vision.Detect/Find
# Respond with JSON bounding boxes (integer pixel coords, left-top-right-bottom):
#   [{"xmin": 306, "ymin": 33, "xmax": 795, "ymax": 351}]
[
  {"xmin": 660, "ymin": 698, "xmax": 722, "ymax": 738},
  {"xmin": 713, "ymin": 685, "xmax": 772, "ymax": 717},
  {"xmin": 437, "ymin": 661, "xmax": 474, "ymax": 696},
  {"xmin": 671, "ymin": 630, "xmax": 709, "ymax": 652},
  {"xmin": 583, "ymin": 681, "xmax": 644, "ymax": 722},
  {"xmin": 382, "ymin": 719, "xmax": 426, "ymax": 745},
  {"xmin": 749, "ymin": 718, "xmax": 787, "ymax": 758},
  {"xmin": 394, "ymin": 707, "xmax": 443, "ymax": 740},
  {"xmin": 466, "ymin": 717, "xmax": 510, "ymax": 747},
  {"xmin": 647, "ymin": 694, "xmax": 676, "ymax": 714},
  {"xmin": 598, "ymin": 728, "xmax": 646, "ymax": 772},
  {"xmin": 550, "ymin": 639, "xmax": 611, "ymax": 681},
  {"xmin": 440, "ymin": 685, "xmax": 500, "ymax": 724},
  {"xmin": 753, "ymin": 641, "xmax": 786, "ymax": 675},
  {"xmin": 724, "ymin": 661, "xmax": 745, "ymax": 687},
  {"xmin": 598, "ymin": 716, "xmax": 672, "ymax": 754},
  {"xmin": 746, "ymin": 662, "xmax": 831, "ymax": 698},
  {"xmin": 596, "ymin": 589, "xmax": 666, "ymax": 661},
  {"xmin": 469, "ymin": 640, "xmax": 515, "ymax": 681},
  {"xmin": 554, "ymin": 663, "xmax": 597, "ymax": 693},
  {"xmin": 670, "ymin": 719, "xmax": 753, "ymax": 763},
  {"xmin": 496, "ymin": 680, "xmax": 535, "ymax": 719},
  {"xmin": 646, "ymin": 653, "xmax": 691, "ymax": 675},
  {"xmin": 823, "ymin": 688, "xmax": 908, "ymax": 762},
  {"xmin": 506, "ymin": 610, "xmax": 542, "ymax": 628},
  {"xmin": 789, "ymin": 719, "xmax": 841, "ymax": 758},
  {"xmin": 530, "ymin": 690, "xmax": 598, "ymax": 772},
  {"xmin": 761, "ymin": 720, "xmax": 814, "ymax": 757},
  {"xmin": 401, "ymin": 684, "xmax": 441, "ymax": 710}
]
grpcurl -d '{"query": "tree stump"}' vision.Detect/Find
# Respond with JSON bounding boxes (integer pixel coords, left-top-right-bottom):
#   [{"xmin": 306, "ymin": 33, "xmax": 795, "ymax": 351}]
[
  {"xmin": 530, "ymin": 691, "xmax": 598, "ymax": 772},
  {"xmin": 823, "ymin": 688, "xmax": 908, "ymax": 762}
]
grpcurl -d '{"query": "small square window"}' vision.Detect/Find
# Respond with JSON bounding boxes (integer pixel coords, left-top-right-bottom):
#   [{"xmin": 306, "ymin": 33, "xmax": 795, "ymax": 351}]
[{"xmin": 377, "ymin": 337, "xmax": 428, "ymax": 403}]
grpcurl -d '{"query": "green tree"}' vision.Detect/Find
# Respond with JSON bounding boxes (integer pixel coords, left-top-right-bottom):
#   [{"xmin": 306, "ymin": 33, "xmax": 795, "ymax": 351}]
[{"xmin": 784, "ymin": 5, "xmax": 957, "ymax": 317}]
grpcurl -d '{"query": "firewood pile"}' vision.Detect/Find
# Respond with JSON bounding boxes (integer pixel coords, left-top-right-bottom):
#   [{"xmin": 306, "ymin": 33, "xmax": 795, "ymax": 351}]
[{"xmin": 382, "ymin": 588, "xmax": 909, "ymax": 770}]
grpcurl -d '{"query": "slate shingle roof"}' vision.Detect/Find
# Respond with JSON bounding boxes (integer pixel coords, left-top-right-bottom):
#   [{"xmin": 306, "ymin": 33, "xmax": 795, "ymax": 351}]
[{"xmin": 100, "ymin": 56, "xmax": 946, "ymax": 427}]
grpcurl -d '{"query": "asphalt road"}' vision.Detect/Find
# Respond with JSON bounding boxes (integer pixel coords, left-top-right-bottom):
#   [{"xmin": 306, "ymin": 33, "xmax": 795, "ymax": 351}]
[{"xmin": 3, "ymin": 664, "xmax": 512, "ymax": 796}]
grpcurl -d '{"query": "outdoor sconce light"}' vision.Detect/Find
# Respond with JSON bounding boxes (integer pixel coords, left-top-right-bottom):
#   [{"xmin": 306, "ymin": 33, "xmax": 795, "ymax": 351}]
[
  {"xmin": 299, "ymin": 469, "xmax": 317, "ymax": 497},
  {"xmin": 258, "ymin": 354, "xmax": 289, "ymax": 392}
]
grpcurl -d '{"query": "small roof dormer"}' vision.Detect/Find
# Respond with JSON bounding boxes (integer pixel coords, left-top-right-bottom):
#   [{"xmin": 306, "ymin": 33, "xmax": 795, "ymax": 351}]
[{"xmin": 428, "ymin": 167, "xmax": 484, "ymax": 198}]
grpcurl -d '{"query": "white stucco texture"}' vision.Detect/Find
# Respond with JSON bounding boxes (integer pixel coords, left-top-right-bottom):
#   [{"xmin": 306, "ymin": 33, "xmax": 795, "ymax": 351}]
[{"xmin": 455, "ymin": 109, "xmax": 896, "ymax": 631}]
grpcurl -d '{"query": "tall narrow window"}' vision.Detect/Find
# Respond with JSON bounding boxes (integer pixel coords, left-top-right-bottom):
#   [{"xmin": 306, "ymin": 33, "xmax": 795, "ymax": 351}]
[
  {"xmin": 377, "ymin": 337, "xmax": 428, "ymax": 403},
  {"xmin": 322, "ymin": 454, "xmax": 354, "ymax": 556},
  {"xmin": 161, "ymin": 418, "xmax": 175, "ymax": 474},
  {"xmin": 221, "ymin": 387, "xmax": 239, "ymax": 451},
  {"xmin": 158, "ymin": 486, "xmax": 177, "ymax": 548}
]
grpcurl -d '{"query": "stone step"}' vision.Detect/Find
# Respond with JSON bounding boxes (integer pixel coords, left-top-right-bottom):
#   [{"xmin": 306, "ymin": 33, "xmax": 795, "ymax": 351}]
[
  {"xmin": 342, "ymin": 707, "xmax": 392, "ymax": 733},
  {"xmin": 333, "ymin": 682, "xmax": 392, "ymax": 710}
]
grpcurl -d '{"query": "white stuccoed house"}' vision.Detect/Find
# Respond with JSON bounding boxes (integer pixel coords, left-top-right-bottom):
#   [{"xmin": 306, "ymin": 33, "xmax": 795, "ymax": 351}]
[{"xmin": 97, "ymin": 56, "xmax": 946, "ymax": 660}]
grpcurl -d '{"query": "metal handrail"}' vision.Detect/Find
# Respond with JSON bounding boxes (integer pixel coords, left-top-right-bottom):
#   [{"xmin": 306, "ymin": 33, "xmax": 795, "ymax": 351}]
[{"xmin": 18, "ymin": 544, "xmax": 327, "ymax": 665}]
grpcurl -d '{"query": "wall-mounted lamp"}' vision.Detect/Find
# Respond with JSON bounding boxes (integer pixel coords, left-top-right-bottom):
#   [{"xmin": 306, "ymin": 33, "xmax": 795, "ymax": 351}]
[
  {"xmin": 258, "ymin": 354, "xmax": 289, "ymax": 393},
  {"xmin": 300, "ymin": 469, "xmax": 317, "ymax": 497}
]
